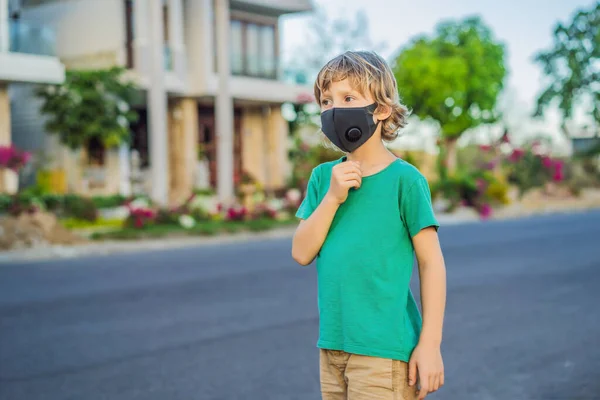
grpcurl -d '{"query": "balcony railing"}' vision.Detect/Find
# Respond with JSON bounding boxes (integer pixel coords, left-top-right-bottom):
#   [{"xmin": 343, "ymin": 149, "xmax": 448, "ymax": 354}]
[
  {"xmin": 8, "ymin": 19, "xmax": 57, "ymax": 57},
  {"xmin": 231, "ymin": 54, "xmax": 278, "ymax": 80},
  {"xmin": 164, "ymin": 45, "xmax": 173, "ymax": 71}
]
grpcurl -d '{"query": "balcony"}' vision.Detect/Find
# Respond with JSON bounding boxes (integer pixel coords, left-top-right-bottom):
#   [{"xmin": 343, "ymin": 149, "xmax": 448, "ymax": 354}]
[
  {"xmin": 231, "ymin": 54, "xmax": 277, "ymax": 80},
  {"xmin": 8, "ymin": 19, "xmax": 57, "ymax": 57},
  {"xmin": 0, "ymin": 19, "xmax": 64, "ymax": 84}
]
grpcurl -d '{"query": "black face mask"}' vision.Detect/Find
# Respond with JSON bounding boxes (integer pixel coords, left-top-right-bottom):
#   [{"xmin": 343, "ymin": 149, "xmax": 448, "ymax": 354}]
[{"xmin": 320, "ymin": 103, "xmax": 380, "ymax": 153}]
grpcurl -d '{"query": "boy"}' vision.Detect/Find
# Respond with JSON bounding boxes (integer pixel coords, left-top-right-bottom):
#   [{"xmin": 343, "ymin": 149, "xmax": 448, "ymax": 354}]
[{"xmin": 292, "ymin": 51, "xmax": 446, "ymax": 400}]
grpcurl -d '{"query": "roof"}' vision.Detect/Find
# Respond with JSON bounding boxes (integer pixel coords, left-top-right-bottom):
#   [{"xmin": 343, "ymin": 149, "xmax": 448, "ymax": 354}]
[{"xmin": 230, "ymin": 0, "xmax": 313, "ymax": 16}]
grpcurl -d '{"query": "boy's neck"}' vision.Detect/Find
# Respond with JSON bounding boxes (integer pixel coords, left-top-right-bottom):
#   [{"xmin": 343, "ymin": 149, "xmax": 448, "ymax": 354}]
[{"xmin": 346, "ymin": 141, "xmax": 396, "ymax": 166}]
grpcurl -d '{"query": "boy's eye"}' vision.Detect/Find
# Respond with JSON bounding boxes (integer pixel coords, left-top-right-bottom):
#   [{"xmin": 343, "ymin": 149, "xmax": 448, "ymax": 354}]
[
  {"xmin": 321, "ymin": 99, "xmax": 331, "ymax": 106},
  {"xmin": 344, "ymin": 96, "xmax": 354, "ymax": 102}
]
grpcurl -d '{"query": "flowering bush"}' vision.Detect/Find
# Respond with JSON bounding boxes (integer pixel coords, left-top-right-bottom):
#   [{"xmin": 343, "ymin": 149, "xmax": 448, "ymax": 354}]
[
  {"xmin": 288, "ymin": 136, "xmax": 341, "ymax": 191},
  {"xmin": 225, "ymin": 205, "xmax": 247, "ymax": 221},
  {"xmin": 503, "ymin": 146, "xmax": 565, "ymax": 197},
  {"xmin": 178, "ymin": 214, "xmax": 196, "ymax": 229},
  {"xmin": 124, "ymin": 198, "xmax": 156, "ymax": 229},
  {"xmin": 0, "ymin": 145, "xmax": 31, "ymax": 171},
  {"xmin": 431, "ymin": 170, "xmax": 503, "ymax": 218}
]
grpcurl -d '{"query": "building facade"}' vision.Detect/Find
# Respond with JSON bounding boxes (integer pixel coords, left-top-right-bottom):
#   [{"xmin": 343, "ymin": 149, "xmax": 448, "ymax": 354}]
[
  {"xmin": 0, "ymin": 0, "xmax": 65, "ymax": 192},
  {"xmin": 11, "ymin": 0, "xmax": 312, "ymax": 204}
]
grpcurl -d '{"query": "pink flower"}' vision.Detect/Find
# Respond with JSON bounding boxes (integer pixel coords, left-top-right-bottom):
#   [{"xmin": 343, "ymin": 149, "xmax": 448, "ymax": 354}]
[
  {"xmin": 476, "ymin": 178, "xmax": 487, "ymax": 192},
  {"xmin": 479, "ymin": 145, "xmax": 492, "ymax": 152},
  {"xmin": 553, "ymin": 159, "xmax": 564, "ymax": 170},
  {"xmin": 509, "ymin": 148, "xmax": 524, "ymax": 162},
  {"xmin": 0, "ymin": 147, "xmax": 11, "ymax": 165},
  {"xmin": 0, "ymin": 145, "xmax": 31, "ymax": 170},
  {"xmin": 485, "ymin": 161, "xmax": 498, "ymax": 170},
  {"xmin": 479, "ymin": 204, "xmax": 492, "ymax": 219},
  {"xmin": 134, "ymin": 217, "xmax": 143, "ymax": 228},
  {"xmin": 296, "ymin": 92, "xmax": 314, "ymax": 104},
  {"xmin": 553, "ymin": 169, "xmax": 564, "ymax": 182},
  {"xmin": 542, "ymin": 156, "xmax": 553, "ymax": 169}
]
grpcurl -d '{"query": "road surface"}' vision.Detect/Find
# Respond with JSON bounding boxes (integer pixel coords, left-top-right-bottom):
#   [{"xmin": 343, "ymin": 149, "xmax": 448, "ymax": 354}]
[{"xmin": 1, "ymin": 211, "xmax": 599, "ymax": 400}]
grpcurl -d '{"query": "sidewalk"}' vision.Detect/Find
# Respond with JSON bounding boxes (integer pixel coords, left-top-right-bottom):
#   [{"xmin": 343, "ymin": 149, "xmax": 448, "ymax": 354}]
[{"xmin": 1, "ymin": 205, "xmax": 598, "ymax": 264}]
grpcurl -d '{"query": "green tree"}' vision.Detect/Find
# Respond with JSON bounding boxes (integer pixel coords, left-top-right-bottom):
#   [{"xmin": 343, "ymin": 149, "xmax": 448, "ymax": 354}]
[
  {"xmin": 393, "ymin": 17, "xmax": 506, "ymax": 172},
  {"xmin": 534, "ymin": 3, "xmax": 600, "ymax": 137},
  {"xmin": 36, "ymin": 67, "xmax": 139, "ymax": 150}
]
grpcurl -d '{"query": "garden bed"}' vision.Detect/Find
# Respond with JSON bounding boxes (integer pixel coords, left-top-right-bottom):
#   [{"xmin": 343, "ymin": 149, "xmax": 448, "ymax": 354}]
[{"xmin": 89, "ymin": 218, "xmax": 297, "ymax": 241}]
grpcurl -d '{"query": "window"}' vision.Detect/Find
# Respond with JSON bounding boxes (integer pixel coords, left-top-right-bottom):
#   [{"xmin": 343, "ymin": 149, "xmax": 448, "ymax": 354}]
[
  {"xmin": 230, "ymin": 20, "xmax": 243, "ymax": 74},
  {"xmin": 259, "ymin": 25, "xmax": 275, "ymax": 78},
  {"xmin": 228, "ymin": 18, "xmax": 277, "ymax": 79}
]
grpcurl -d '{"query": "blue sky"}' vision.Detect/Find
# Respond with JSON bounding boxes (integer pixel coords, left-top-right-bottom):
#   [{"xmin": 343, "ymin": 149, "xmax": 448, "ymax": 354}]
[{"xmin": 280, "ymin": 0, "xmax": 597, "ymax": 148}]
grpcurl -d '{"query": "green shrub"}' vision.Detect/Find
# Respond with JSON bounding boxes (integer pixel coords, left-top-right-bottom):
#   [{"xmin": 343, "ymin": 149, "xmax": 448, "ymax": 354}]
[
  {"xmin": 0, "ymin": 195, "xmax": 12, "ymax": 213},
  {"xmin": 63, "ymin": 194, "xmax": 98, "ymax": 221},
  {"xmin": 155, "ymin": 208, "xmax": 180, "ymax": 225},
  {"xmin": 91, "ymin": 195, "xmax": 127, "ymax": 209}
]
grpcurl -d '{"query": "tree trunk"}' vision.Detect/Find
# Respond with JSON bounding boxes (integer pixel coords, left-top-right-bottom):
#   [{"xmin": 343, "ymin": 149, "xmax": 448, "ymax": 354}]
[{"xmin": 445, "ymin": 138, "xmax": 458, "ymax": 174}]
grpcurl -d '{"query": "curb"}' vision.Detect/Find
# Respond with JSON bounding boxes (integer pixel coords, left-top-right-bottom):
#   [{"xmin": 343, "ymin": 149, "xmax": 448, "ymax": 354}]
[
  {"xmin": 2, "ymin": 207, "xmax": 599, "ymax": 264},
  {"xmin": 0, "ymin": 226, "xmax": 298, "ymax": 264}
]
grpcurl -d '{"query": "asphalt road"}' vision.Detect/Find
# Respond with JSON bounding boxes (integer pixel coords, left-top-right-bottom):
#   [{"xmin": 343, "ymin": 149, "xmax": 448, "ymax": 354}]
[{"xmin": 1, "ymin": 211, "xmax": 599, "ymax": 400}]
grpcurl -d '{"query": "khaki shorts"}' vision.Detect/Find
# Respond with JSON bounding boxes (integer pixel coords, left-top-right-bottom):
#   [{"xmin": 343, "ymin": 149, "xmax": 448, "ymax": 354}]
[{"xmin": 320, "ymin": 349, "xmax": 418, "ymax": 400}]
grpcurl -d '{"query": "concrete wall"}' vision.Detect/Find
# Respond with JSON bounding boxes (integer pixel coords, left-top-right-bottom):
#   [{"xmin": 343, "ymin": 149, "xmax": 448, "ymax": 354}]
[
  {"xmin": 21, "ymin": 0, "xmax": 126, "ymax": 68},
  {"xmin": 184, "ymin": 0, "xmax": 214, "ymax": 94}
]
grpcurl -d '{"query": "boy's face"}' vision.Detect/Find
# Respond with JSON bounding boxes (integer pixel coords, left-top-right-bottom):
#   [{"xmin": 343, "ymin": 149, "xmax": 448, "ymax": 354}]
[
  {"xmin": 319, "ymin": 79, "xmax": 373, "ymax": 112},
  {"xmin": 319, "ymin": 78, "xmax": 388, "ymax": 124}
]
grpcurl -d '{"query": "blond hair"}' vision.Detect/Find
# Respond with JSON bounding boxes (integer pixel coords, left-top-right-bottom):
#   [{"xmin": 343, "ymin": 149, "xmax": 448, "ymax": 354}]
[{"xmin": 314, "ymin": 51, "xmax": 410, "ymax": 142}]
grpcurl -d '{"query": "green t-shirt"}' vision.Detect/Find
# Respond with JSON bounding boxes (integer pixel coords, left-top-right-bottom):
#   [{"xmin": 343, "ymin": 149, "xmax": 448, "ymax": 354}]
[{"xmin": 295, "ymin": 157, "xmax": 439, "ymax": 362}]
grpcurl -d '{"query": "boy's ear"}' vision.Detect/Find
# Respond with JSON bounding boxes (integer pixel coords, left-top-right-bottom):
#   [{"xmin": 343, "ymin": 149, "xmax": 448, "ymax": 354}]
[{"xmin": 374, "ymin": 104, "xmax": 392, "ymax": 122}]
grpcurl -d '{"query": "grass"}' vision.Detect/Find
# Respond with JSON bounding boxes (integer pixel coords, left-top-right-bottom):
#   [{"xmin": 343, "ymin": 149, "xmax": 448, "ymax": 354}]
[
  {"xmin": 90, "ymin": 218, "xmax": 297, "ymax": 241},
  {"xmin": 61, "ymin": 218, "xmax": 124, "ymax": 230}
]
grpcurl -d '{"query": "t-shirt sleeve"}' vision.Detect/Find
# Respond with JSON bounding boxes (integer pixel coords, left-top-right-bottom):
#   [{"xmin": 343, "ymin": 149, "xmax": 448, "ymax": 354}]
[
  {"xmin": 401, "ymin": 176, "xmax": 439, "ymax": 238},
  {"xmin": 295, "ymin": 167, "xmax": 321, "ymax": 220}
]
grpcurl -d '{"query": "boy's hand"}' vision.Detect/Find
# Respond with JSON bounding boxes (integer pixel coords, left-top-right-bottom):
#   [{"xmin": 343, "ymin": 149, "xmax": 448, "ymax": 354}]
[
  {"xmin": 326, "ymin": 161, "xmax": 362, "ymax": 204},
  {"xmin": 408, "ymin": 342, "xmax": 444, "ymax": 399}
]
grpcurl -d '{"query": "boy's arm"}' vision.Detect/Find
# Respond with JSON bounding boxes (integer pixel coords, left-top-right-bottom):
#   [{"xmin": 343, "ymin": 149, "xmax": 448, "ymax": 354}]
[
  {"xmin": 292, "ymin": 161, "xmax": 362, "ymax": 265},
  {"xmin": 291, "ymin": 194, "xmax": 340, "ymax": 265},
  {"xmin": 413, "ymin": 227, "xmax": 446, "ymax": 346},
  {"xmin": 410, "ymin": 226, "xmax": 446, "ymax": 399}
]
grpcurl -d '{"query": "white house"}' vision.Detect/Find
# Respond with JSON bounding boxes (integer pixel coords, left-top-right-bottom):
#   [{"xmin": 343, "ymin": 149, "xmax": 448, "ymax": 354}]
[
  {"xmin": 11, "ymin": 0, "xmax": 313, "ymax": 204},
  {"xmin": 0, "ymin": 0, "xmax": 64, "ymax": 192}
]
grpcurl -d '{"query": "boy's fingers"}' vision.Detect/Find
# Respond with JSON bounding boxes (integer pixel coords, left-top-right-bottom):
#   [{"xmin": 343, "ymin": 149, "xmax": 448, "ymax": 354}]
[
  {"xmin": 418, "ymin": 371, "xmax": 429, "ymax": 399},
  {"xmin": 418, "ymin": 378, "xmax": 430, "ymax": 400},
  {"xmin": 343, "ymin": 173, "xmax": 362, "ymax": 183},
  {"xmin": 408, "ymin": 359, "xmax": 417, "ymax": 386},
  {"xmin": 340, "ymin": 165, "xmax": 362, "ymax": 176}
]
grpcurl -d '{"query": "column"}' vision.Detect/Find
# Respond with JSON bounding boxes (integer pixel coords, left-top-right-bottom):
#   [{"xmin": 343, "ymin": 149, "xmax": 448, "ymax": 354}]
[
  {"xmin": 168, "ymin": 98, "xmax": 197, "ymax": 205},
  {"xmin": 133, "ymin": 0, "xmax": 151, "ymax": 77},
  {"xmin": 168, "ymin": 0, "xmax": 186, "ymax": 78},
  {"xmin": 148, "ymin": 0, "xmax": 169, "ymax": 205},
  {"xmin": 0, "ymin": 0, "xmax": 8, "ymax": 52},
  {"xmin": 118, "ymin": 143, "xmax": 131, "ymax": 196},
  {"xmin": 214, "ymin": 0, "xmax": 234, "ymax": 203},
  {"xmin": 0, "ymin": 83, "xmax": 10, "ymax": 145}
]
